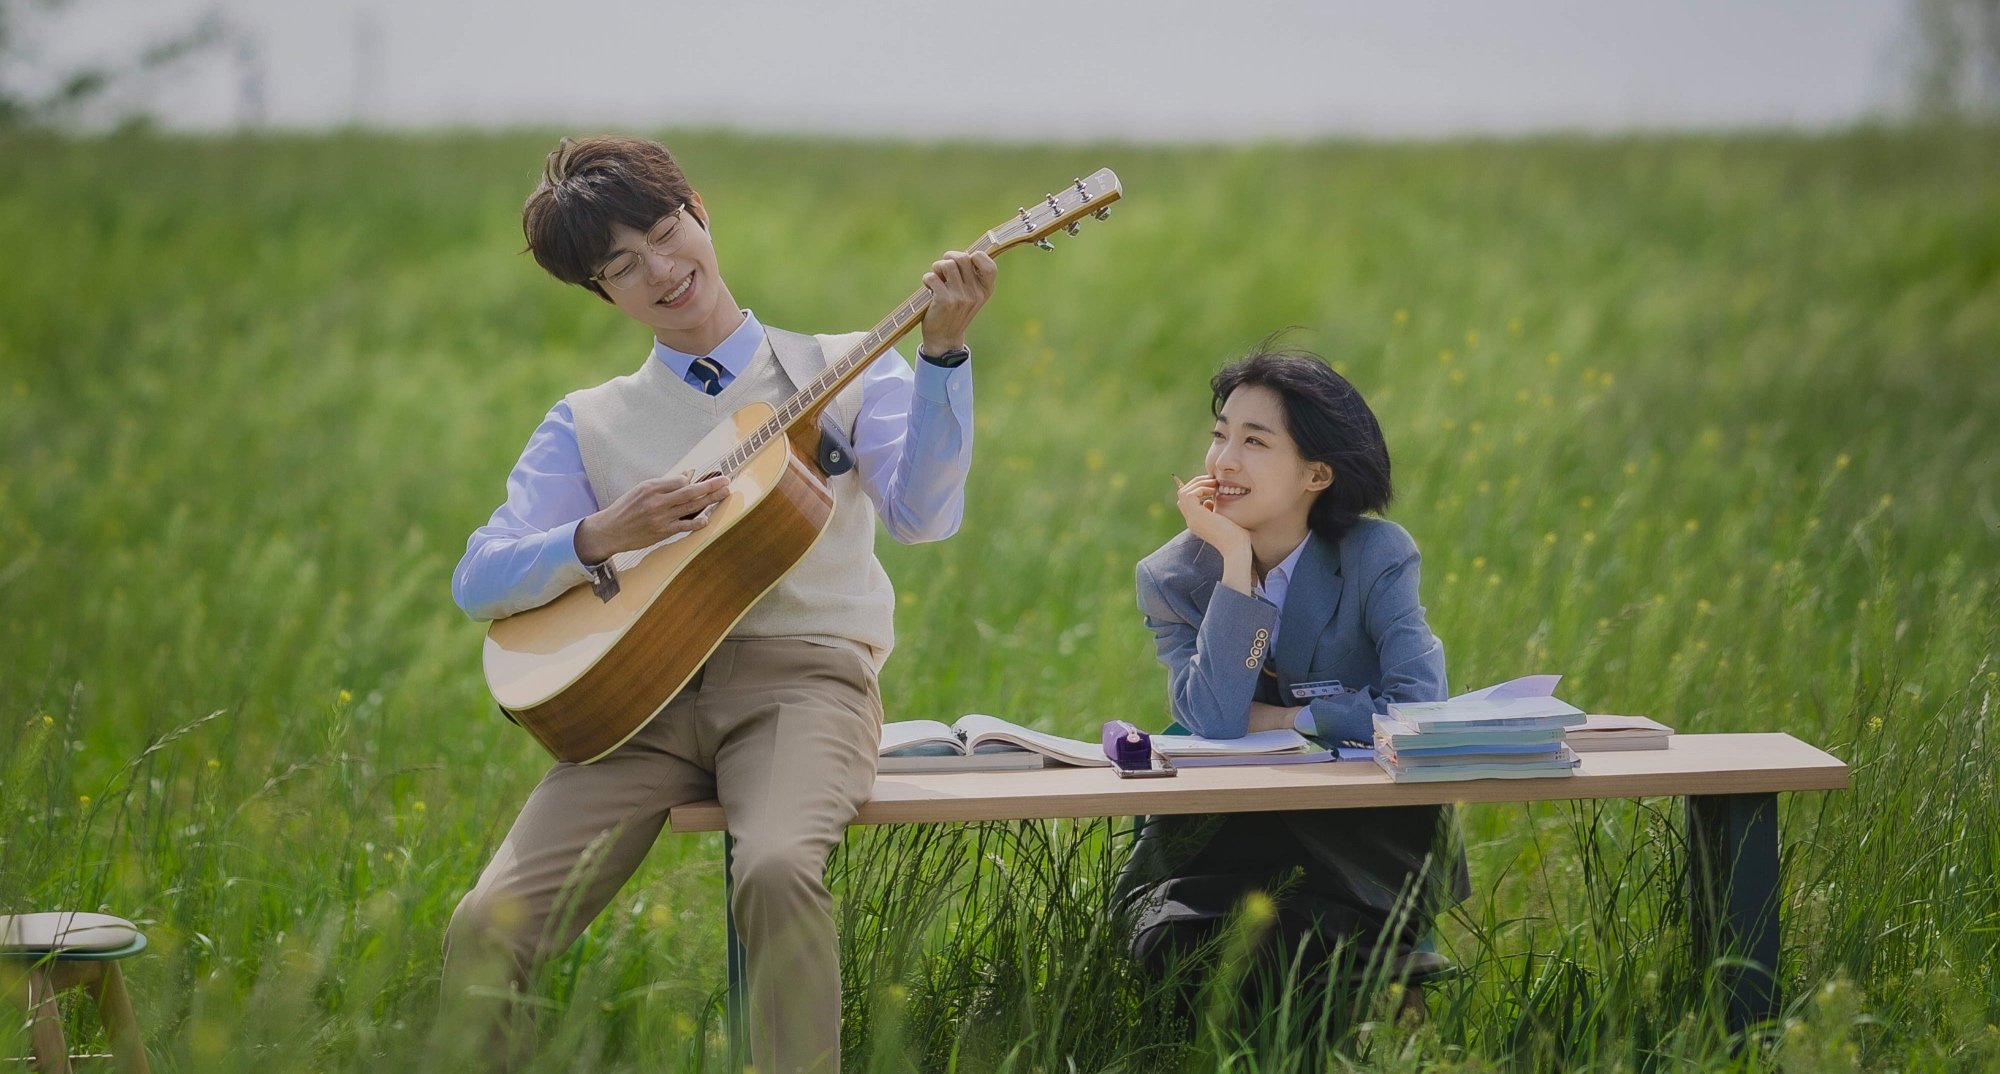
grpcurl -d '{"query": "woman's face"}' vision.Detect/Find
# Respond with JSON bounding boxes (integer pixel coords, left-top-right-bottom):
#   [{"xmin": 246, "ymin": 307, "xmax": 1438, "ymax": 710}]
[{"xmin": 1204, "ymin": 385, "xmax": 1332, "ymax": 535}]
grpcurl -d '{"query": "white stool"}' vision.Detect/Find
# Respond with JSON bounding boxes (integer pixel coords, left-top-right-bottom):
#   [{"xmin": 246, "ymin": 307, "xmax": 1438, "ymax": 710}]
[{"xmin": 2, "ymin": 912, "xmax": 150, "ymax": 1074}]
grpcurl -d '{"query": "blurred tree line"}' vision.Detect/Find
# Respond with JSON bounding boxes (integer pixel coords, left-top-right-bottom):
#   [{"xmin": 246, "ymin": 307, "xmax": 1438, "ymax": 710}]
[
  {"xmin": 1, "ymin": 1, "xmax": 1996, "ymax": 133},
  {"xmin": 0, "ymin": 0, "xmax": 221, "ymax": 127},
  {"xmin": 1911, "ymin": 0, "xmax": 2000, "ymax": 116}
]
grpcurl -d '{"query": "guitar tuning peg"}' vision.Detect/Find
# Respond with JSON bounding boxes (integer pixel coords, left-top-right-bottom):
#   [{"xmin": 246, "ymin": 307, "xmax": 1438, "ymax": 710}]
[
  {"xmin": 1034, "ymin": 239, "xmax": 1055, "ymax": 251},
  {"xmin": 1092, "ymin": 207, "xmax": 1112, "ymax": 221},
  {"xmin": 1064, "ymin": 222, "xmax": 1081, "ymax": 236}
]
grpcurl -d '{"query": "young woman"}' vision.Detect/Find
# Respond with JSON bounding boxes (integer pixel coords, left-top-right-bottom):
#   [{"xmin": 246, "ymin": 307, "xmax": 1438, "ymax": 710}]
[{"xmin": 1118, "ymin": 343, "xmax": 1469, "ymax": 1013}]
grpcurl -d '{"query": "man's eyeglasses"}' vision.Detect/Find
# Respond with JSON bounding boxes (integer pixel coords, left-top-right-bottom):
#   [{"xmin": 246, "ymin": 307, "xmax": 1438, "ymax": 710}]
[{"xmin": 590, "ymin": 206, "xmax": 693, "ymax": 291}]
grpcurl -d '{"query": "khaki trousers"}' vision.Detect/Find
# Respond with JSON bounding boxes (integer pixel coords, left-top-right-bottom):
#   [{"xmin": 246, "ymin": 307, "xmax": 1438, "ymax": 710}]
[{"xmin": 442, "ymin": 638, "xmax": 882, "ymax": 1074}]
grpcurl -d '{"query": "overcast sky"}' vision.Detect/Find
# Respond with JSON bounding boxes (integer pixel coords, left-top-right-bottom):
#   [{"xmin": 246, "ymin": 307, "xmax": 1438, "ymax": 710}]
[{"xmin": 15, "ymin": 0, "xmax": 1918, "ymax": 139}]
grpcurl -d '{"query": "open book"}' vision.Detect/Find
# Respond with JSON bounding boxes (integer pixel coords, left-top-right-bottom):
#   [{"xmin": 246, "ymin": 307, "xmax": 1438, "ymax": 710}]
[
  {"xmin": 879, "ymin": 715, "xmax": 1319, "ymax": 772},
  {"xmin": 1565, "ymin": 714, "xmax": 1674, "ymax": 752}
]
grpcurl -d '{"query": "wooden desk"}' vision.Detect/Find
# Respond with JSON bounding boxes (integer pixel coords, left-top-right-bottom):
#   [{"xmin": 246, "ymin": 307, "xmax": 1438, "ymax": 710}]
[{"xmin": 669, "ymin": 732, "xmax": 1848, "ymax": 1047}]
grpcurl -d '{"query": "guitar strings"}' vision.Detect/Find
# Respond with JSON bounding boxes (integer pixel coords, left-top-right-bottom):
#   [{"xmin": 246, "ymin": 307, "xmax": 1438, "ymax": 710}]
[{"xmin": 607, "ymin": 189, "xmax": 1100, "ymax": 572}]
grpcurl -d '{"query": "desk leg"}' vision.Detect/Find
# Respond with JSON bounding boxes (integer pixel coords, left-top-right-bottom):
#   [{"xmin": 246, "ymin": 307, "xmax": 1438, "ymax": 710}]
[
  {"xmin": 1685, "ymin": 792, "xmax": 1780, "ymax": 1035},
  {"xmin": 723, "ymin": 833, "xmax": 748, "ymax": 1065}
]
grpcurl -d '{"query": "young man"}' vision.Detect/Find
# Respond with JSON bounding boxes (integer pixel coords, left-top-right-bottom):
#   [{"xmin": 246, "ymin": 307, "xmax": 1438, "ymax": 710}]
[{"xmin": 443, "ymin": 135, "xmax": 997, "ymax": 1074}]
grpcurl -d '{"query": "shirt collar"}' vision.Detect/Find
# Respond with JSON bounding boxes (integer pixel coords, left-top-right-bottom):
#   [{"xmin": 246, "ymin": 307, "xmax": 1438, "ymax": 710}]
[
  {"xmin": 1264, "ymin": 533, "xmax": 1310, "ymax": 590},
  {"xmin": 650, "ymin": 309, "xmax": 763, "ymax": 380}
]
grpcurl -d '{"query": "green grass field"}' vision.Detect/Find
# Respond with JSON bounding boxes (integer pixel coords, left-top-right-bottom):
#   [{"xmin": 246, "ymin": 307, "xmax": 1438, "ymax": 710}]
[{"xmin": 2, "ymin": 125, "xmax": 1996, "ymax": 1072}]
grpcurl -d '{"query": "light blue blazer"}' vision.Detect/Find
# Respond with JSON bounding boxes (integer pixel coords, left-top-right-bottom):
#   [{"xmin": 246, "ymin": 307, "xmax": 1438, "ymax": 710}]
[
  {"xmin": 1122, "ymin": 518, "xmax": 1468, "ymax": 932},
  {"xmin": 1136, "ymin": 517, "xmax": 1447, "ymax": 741}
]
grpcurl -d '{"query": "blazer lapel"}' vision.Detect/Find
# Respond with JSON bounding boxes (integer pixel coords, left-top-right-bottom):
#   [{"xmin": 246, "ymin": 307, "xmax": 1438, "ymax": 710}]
[{"xmin": 1273, "ymin": 534, "xmax": 1341, "ymax": 686}]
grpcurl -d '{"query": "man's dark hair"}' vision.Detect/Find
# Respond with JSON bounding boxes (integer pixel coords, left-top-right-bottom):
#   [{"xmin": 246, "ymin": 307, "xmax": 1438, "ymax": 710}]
[
  {"xmin": 1210, "ymin": 341, "xmax": 1393, "ymax": 544},
  {"xmin": 522, "ymin": 135, "xmax": 696, "ymax": 299}
]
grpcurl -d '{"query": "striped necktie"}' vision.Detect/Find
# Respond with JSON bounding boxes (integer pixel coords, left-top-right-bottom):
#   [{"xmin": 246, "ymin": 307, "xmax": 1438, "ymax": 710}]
[{"xmin": 688, "ymin": 356, "xmax": 726, "ymax": 396}]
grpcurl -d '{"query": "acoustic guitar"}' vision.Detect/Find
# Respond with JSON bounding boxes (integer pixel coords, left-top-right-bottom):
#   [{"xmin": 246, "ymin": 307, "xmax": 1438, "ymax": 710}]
[{"xmin": 484, "ymin": 169, "xmax": 1123, "ymax": 762}]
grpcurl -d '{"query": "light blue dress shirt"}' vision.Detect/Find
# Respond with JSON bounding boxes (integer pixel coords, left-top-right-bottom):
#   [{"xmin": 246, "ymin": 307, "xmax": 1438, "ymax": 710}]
[
  {"xmin": 453, "ymin": 310, "xmax": 974, "ymax": 620},
  {"xmin": 1247, "ymin": 536, "xmax": 1323, "ymax": 734}
]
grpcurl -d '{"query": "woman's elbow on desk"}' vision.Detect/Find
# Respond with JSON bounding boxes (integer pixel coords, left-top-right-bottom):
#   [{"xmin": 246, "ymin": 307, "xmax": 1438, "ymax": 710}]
[{"xmin": 1168, "ymin": 695, "xmax": 1250, "ymax": 740}]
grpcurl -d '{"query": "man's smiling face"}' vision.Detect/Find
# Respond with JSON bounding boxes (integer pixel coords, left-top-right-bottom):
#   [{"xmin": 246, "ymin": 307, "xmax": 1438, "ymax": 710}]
[{"xmin": 595, "ymin": 196, "xmax": 732, "ymax": 339}]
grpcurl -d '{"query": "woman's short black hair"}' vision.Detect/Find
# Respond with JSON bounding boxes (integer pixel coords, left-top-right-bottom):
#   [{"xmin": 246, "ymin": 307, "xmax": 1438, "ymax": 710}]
[{"xmin": 1210, "ymin": 340, "xmax": 1393, "ymax": 544}]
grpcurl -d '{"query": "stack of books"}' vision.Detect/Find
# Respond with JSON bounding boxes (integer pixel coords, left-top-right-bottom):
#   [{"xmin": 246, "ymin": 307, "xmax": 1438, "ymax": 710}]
[{"xmin": 1373, "ymin": 695, "xmax": 1586, "ymax": 783}]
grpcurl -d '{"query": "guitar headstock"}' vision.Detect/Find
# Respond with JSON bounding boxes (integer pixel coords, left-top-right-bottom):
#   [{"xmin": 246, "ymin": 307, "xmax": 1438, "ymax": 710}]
[{"xmin": 984, "ymin": 168, "xmax": 1123, "ymax": 255}]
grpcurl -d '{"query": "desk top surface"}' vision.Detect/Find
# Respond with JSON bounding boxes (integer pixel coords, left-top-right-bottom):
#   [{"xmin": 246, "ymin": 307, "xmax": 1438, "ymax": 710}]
[{"xmin": 667, "ymin": 732, "xmax": 1848, "ymax": 833}]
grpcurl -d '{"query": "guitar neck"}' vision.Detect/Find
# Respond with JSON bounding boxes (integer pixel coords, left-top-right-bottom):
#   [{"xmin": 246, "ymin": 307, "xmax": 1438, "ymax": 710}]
[
  {"xmin": 697, "ymin": 166, "xmax": 1122, "ymax": 477},
  {"xmin": 710, "ymin": 233, "xmax": 998, "ymax": 478}
]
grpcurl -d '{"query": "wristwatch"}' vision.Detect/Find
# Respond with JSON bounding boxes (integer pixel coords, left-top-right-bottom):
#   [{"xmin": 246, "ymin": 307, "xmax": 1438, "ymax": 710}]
[{"xmin": 918, "ymin": 345, "xmax": 971, "ymax": 368}]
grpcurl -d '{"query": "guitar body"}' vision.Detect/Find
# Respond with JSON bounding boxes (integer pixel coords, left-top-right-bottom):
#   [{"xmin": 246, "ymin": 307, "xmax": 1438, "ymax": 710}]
[{"xmin": 483, "ymin": 401, "xmax": 834, "ymax": 762}]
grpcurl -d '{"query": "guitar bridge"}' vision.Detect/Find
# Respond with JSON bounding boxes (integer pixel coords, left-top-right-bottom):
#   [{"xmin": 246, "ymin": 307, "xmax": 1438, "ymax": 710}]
[{"xmin": 587, "ymin": 562, "xmax": 622, "ymax": 602}]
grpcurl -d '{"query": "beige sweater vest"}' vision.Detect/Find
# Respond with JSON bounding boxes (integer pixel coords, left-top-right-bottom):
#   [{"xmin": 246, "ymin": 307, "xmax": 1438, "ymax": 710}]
[{"xmin": 565, "ymin": 328, "xmax": 893, "ymax": 665}]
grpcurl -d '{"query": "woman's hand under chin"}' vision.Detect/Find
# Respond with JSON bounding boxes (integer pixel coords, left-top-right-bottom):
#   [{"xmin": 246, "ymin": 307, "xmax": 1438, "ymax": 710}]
[{"xmin": 1174, "ymin": 474, "xmax": 1255, "ymax": 594}]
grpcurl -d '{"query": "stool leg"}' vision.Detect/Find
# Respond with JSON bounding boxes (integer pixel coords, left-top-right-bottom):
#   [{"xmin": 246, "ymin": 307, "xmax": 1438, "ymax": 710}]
[
  {"xmin": 1395, "ymin": 983, "xmax": 1428, "ymax": 1025},
  {"xmin": 89, "ymin": 964, "xmax": 148, "ymax": 1074},
  {"xmin": 24, "ymin": 967, "xmax": 72, "ymax": 1074}
]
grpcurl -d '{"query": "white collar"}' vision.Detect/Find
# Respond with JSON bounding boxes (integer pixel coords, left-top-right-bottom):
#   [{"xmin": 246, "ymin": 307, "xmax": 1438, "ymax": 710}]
[{"xmin": 650, "ymin": 308, "xmax": 762, "ymax": 380}]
